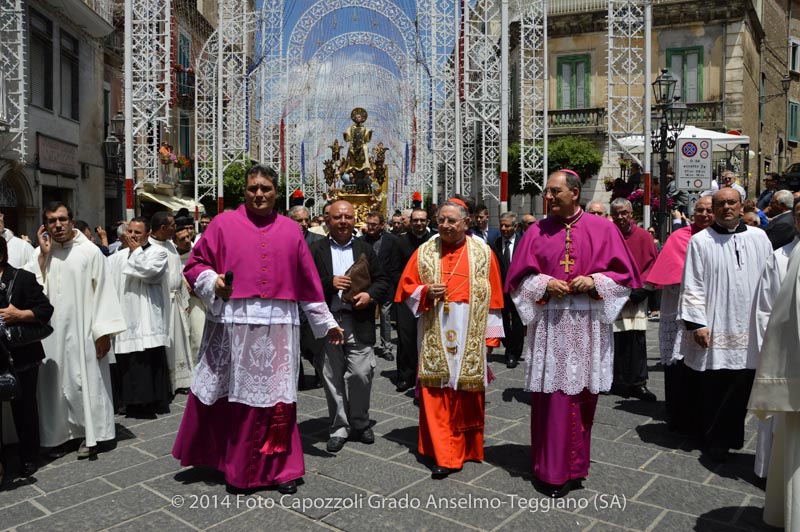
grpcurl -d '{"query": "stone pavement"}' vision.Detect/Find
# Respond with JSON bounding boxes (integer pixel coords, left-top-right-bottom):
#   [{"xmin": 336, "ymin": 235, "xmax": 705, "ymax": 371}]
[{"xmin": 0, "ymin": 324, "xmax": 781, "ymax": 531}]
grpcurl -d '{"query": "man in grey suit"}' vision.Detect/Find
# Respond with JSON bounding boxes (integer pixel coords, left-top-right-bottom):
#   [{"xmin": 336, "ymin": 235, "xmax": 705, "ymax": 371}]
[
  {"xmin": 290, "ymin": 206, "xmax": 326, "ymax": 389},
  {"xmin": 310, "ymin": 200, "xmax": 390, "ymax": 453}
]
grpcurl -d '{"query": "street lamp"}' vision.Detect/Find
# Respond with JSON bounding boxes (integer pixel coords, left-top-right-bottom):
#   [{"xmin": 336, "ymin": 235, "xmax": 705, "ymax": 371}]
[
  {"xmin": 103, "ymin": 112, "xmax": 125, "ymax": 221},
  {"xmin": 651, "ymin": 68, "xmax": 689, "ymax": 244}
]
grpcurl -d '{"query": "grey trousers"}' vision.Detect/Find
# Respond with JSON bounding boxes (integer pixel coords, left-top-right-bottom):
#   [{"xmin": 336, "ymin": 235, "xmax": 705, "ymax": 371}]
[
  {"xmin": 315, "ymin": 312, "xmax": 375, "ymax": 438},
  {"xmin": 378, "ymin": 300, "xmax": 394, "ymax": 356}
]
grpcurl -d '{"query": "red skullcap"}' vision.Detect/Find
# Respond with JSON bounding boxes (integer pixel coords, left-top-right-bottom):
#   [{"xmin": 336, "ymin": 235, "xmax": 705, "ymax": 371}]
[{"xmin": 447, "ymin": 198, "xmax": 468, "ymax": 210}]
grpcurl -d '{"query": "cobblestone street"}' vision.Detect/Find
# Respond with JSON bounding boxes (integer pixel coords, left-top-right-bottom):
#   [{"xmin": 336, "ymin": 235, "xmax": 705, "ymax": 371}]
[{"xmin": 0, "ymin": 324, "xmax": 779, "ymax": 531}]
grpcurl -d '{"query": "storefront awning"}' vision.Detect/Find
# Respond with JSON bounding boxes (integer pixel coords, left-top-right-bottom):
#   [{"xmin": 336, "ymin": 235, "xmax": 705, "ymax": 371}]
[{"xmin": 137, "ymin": 191, "xmax": 206, "ymax": 214}]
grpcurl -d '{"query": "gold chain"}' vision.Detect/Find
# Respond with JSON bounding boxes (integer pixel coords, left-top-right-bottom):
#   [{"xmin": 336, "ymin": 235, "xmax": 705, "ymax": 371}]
[{"xmin": 439, "ymin": 244, "xmax": 468, "ymax": 313}]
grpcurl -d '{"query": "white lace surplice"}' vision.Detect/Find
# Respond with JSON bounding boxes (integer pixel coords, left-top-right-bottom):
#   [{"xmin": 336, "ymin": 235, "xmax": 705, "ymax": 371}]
[
  {"xmin": 190, "ymin": 270, "xmax": 337, "ymax": 408},
  {"xmin": 658, "ymin": 284, "xmax": 682, "ymax": 365},
  {"xmin": 511, "ymin": 273, "xmax": 630, "ymax": 395}
]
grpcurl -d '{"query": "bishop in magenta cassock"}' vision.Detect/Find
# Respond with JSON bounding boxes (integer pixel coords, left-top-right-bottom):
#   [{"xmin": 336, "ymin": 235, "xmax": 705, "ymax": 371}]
[
  {"xmin": 396, "ymin": 200, "xmax": 504, "ymax": 480},
  {"xmin": 172, "ymin": 165, "xmax": 342, "ymax": 495},
  {"xmin": 505, "ymin": 170, "xmax": 641, "ymax": 498}
]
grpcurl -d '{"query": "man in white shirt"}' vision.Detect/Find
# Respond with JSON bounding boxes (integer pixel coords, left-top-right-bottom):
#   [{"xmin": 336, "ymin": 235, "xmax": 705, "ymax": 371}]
[{"xmin": 491, "ymin": 212, "xmax": 524, "ymax": 368}]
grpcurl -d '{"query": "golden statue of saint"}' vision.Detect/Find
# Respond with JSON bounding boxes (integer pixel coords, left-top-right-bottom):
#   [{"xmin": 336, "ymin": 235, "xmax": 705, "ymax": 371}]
[{"xmin": 342, "ymin": 107, "xmax": 373, "ymax": 175}]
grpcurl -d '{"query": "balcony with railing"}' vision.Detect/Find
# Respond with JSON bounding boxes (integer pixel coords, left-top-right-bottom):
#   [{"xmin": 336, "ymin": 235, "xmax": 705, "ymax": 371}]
[
  {"xmin": 685, "ymin": 101, "xmax": 724, "ymax": 130},
  {"xmin": 540, "ymin": 107, "xmax": 607, "ymax": 135},
  {"xmin": 63, "ymin": 0, "xmax": 114, "ymax": 38}
]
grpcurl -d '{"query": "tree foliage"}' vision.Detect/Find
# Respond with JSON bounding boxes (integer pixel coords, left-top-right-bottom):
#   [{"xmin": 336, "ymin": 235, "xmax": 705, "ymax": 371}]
[{"xmin": 507, "ymin": 137, "xmax": 603, "ymax": 196}]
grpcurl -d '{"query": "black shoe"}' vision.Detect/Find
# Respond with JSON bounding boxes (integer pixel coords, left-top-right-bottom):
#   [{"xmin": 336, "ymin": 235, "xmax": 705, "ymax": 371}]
[
  {"xmin": 506, "ymin": 358, "xmax": 518, "ymax": 369},
  {"xmin": 534, "ymin": 478, "xmax": 578, "ymax": 499},
  {"xmin": 383, "ymin": 353, "xmax": 395, "ymax": 362},
  {"xmin": 396, "ymin": 380, "xmax": 411, "ymax": 392},
  {"xmin": 277, "ymin": 480, "xmax": 297, "ymax": 495},
  {"xmin": 355, "ymin": 428, "xmax": 375, "ymax": 444},
  {"xmin": 174, "ymin": 388, "xmax": 190, "ymax": 395},
  {"xmin": 609, "ymin": 384, "xmax": 630, "ymax": 398},
  {"xmin": 431, "ymin": 466, "xmax": 451, "ymax": 479},
  {"xmin": 21, "ymin": 461, "xmax": 38, "ymax": 478},
  {"xmin": 629, "ymin": 385, "xmax": 657, "ymax": 402},
  {"xmin": 326, "ymin": 436, "xmax": 346, "ymax": 453}
]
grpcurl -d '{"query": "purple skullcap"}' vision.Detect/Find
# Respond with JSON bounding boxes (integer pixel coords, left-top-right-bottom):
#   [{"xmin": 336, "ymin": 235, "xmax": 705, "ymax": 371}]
[{"xmin": 558, "ymin": 168, "xmax": 581, "ymax": 182}]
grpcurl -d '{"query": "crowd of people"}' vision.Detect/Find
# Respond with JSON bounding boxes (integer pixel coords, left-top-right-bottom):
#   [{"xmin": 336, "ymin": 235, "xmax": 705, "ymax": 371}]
[{"xmin": 0, "ymin": 164, "xmax": 798, "ymax": 530}]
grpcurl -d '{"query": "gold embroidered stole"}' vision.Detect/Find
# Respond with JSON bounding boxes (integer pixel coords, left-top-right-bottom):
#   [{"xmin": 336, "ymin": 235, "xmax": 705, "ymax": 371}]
[{"xmin": 417, "ymin": 237, "xmax": 491, "ymax": 390}]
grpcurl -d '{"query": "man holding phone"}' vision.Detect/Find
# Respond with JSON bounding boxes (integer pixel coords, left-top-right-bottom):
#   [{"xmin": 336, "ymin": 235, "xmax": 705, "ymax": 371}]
[{"xmin": 27, "ymin": 201, "xmax": 126, "ymax": 459}]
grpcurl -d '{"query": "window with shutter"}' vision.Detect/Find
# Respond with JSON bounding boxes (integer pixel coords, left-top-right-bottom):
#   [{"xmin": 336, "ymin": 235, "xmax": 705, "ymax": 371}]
[
  {"xmin": 789, "ymin": 101, "xmax": 799, "ymax": 143},
  {"xmin": 556, "ymin": 55, "xmax": 591, "ymax": 110},
  {"xmin": 29, "ymin": 9, "xmax": 53, "ymax": 111},
  {"xmin": 60, "ymin": 32, "xmax": 79, "ymax": 121},
  {"xmin": 791, "ymin": 40, "xmax": 800, "ymax": 73},
  {"xmin": 666, "ymin": 47, "xmax": 703, "ymax": 103}
]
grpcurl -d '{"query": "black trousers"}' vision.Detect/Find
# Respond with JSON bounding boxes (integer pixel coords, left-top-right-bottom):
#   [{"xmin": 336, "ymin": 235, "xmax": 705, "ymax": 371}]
[
  {"xmin": 501, "ymin": 296, "xmax": 524, "ymax": 361},
  {"xmin": 115, "ymin": 346, "xmax": 172, "ymax": 407},
  {"xmin": 692, "ymin": 367, "xmax": 755, "ymax": 450},
  {"xmin": 395, "ymin": 302, "xmax": 418, "ymax": 384},
  {"xmin": 0, "ymin": 365, "xmax": 40, "ymax": 463},
  {"xmin": 664, "ymin": 360, "xmax": 700, "ymax": 435},
  {"xmin": 612, "ymin": 330, "xmax": 648, "ymax": 388}
]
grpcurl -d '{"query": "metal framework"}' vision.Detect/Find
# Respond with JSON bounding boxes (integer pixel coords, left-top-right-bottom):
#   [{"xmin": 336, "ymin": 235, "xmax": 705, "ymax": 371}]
[
  {"xmin": 464, "ymin": 0, "xmax": 502, "ymax": 202},
  {"xmin": 256, "ymin": 0, "xmax": 283, "ymax": 170},
  {"xmin": 517, "ymin": 0, "xmax": 547, "ymax": 192},
  {"xmin": 127, "ymin": 0, "xmax": 172, "ymax": 185},
  {"xmin": 607, "ymin": 0, "xmax": 645, "ymax": 157},
  {"xmin": 426, "ymin": 0, "xmax": 458, "ymax": 199},
  {"xmin": 194, "ymin": 2, "xmax": 254, "ymax": 206},
  {"xmin": 0, "ymin": 0, "xmax": 26, "ymax": 162}
]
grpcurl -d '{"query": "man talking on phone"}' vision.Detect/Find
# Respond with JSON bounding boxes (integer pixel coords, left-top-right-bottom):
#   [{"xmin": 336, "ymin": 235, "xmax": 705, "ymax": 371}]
[{"xmin": 26, "ymin": 201, "xmax": 126, "ymax": 459}]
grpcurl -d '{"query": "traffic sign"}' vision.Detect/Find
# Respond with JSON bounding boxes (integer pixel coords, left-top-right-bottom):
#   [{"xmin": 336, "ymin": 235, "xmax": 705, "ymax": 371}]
[{"xmin": 677, "ymin": 138, "xmax": 712, "ymax": 191}]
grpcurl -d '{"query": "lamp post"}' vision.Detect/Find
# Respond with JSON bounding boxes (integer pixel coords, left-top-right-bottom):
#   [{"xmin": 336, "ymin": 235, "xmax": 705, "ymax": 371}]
[
  {"xmin": 650, "ymin": 68, "xmax": 688, "ymax": 245},
  {"xmin": 103, "ymin": 112, "xmax": 126, "ymax": 217}
]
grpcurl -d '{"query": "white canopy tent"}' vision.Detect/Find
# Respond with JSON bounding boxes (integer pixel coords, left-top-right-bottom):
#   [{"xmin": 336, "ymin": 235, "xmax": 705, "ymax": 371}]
[{"xmin": 616, "ymin": 126, "xmax": 751, "ymax": 156}]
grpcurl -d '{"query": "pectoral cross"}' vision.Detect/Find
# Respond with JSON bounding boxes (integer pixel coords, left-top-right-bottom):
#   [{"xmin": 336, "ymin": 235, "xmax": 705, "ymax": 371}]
[
  {"xmin": 559, "ymin": 211, "xmax": 584, "ymax": 274},
  {"xmin": 560, "ymin": 254, "xmax": 575, "ymax": 273}
]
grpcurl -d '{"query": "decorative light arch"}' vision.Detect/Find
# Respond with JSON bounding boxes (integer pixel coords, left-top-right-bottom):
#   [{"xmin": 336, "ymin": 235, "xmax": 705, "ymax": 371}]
[
  {"xmin": 309, "ymin": 31, "xmax": 409, "ymax": 77},
  {"xmin": 286, "ymin": 0, "xmax": 418, "ymax": 66}
]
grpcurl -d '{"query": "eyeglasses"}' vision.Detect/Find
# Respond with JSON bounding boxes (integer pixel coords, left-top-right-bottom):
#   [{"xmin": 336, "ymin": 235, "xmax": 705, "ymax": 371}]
[
  {"xmin": 365, "ymin": 222, "xmax": 380, "ymax": 228},
  {"xmin": 694, "ymin": 208, "xmax": 713, "ymax": 214},
  {"xmin": 46, "ymin": 216, "xmax": 70, "ymax": 224}
]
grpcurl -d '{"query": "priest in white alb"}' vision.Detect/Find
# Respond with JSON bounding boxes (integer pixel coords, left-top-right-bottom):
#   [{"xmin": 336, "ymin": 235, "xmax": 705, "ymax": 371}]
[
  {"xmin": 748, "ymin": 201, "xmax": 800, "ymax": 479},
  {"xmin": 27, "ymin": 202, "xmax": 126, "ymax": 459},
  {"xmin": 749, "ymin": 234, "xmax": 800, "ymax": 531},
  {"xmin": 108, "ymin": 216, "xmax": 173, "ymax": 415},
  {"xmin": 149, "ymin": 211, "xmax": 194, "ymax": 392},
  {"xmin": 676, "ymin": 187, "xmax": 773, "ymax": 461}
]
